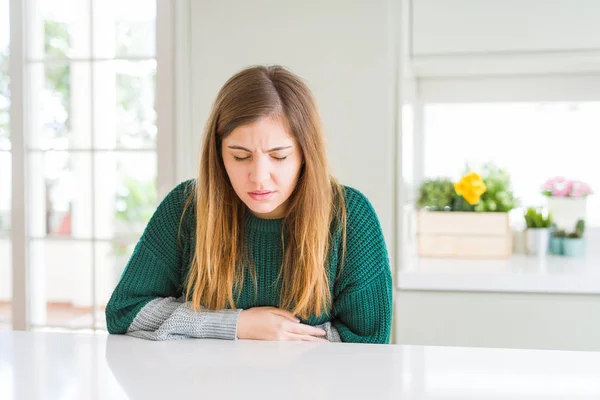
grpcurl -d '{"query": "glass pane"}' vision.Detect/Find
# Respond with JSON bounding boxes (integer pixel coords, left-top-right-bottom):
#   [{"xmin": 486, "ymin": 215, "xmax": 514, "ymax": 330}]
[
  {"xmin": 0, "ymin": 152, "xmax": 11, "ymax": 329},
  {"xmin": 424, "ymin": 102, "xmax": 600, "ymax": 226},
  {"xmin": 93, "ymin": 60, "xmax": 157, "ymax": 149},
  {"xmin": 29, "ymin": 239, "xmax": 93, "ymax": 328},
  {"xmin": 94, "ymin": 152, "xmax": 157, "ymax": 239},
  {"xmin": 0, "ymin": 64, "xmax": 9, "ymax": 151},
  {"xmin": 94, "ymin": 240, "xmax": 137, "ymax": 329},
  {"xmin": 0, "ymin": 0, "xmax": 8, "ymax": 152},
  {"xmin": 29, "ymin": 62, "xmax": 92, "ymax": 150},
  {"xmin": 27, "ymin": 0, "xmax": 91, "ymax": 60},
  {"xmin": 0, "ymin": 0, "xmax": 8, "ymax": 56},
  {"xmin": 29, "ymin": 152, "xmax": 92, "ymax": 238},
  {"xmin": 93, "ymin": 0, "xmax": 156, "ymax": 58}
]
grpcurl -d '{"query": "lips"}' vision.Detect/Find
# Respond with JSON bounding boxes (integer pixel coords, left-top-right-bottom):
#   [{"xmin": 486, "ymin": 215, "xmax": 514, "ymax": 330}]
[
  {"xmin": 248, "ymin": 190, "xmax": 274, "ymax": 201},
  {"xmin": 249, "ymin": 190, "xmax": 273, "ymax": 195}
]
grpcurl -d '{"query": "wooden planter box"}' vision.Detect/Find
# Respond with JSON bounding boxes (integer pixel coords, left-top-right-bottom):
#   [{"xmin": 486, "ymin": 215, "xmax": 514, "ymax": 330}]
[{"xmin": 417, "ymin": 211, "xmax": 512, "ymax": 258}]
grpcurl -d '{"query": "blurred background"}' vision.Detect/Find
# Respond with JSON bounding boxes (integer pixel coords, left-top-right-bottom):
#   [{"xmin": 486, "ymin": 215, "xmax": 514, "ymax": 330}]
[
  {"xmin": 2, "ymin": 0, "xmax": 600, "ymax": 351},
  {"xmin": 1, "ymin": 0, "xmax": 157, "ymax": 330}
]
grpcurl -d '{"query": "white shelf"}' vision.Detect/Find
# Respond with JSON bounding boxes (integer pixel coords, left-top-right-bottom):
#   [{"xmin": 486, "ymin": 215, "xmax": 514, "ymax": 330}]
[{"xmin": 397, "ymin": 254, "xmax": 600, "ymax": 294}]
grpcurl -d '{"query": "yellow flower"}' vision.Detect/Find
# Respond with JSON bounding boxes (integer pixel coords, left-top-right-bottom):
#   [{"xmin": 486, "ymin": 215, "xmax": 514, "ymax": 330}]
[{"xmin": 455, "ymin": 172, "xmax": 487, "ymax": 205}]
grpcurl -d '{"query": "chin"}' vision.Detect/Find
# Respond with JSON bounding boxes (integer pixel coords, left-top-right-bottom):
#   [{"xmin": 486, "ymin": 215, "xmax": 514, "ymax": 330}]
[{"xmin": 248, "ymin": 203, "xmax": 279, "ymax": 214}]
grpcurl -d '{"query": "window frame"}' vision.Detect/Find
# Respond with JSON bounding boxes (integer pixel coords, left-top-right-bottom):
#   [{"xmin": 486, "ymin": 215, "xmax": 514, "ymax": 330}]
[{"xmin": 9, "ymin": 0, "xmax": 176, "ymax": 330}]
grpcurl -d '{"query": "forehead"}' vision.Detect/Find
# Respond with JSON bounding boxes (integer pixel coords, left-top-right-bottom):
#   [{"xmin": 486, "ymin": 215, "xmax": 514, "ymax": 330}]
[{"xmin": 225, "ymin": 116, "xmax": 295, "ymax": 144}]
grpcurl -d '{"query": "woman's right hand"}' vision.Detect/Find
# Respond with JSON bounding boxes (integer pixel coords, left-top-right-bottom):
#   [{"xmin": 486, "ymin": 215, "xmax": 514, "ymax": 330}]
[{"xmin": 237, "ymin": 307, "xmax": 328, "ymax": 342}]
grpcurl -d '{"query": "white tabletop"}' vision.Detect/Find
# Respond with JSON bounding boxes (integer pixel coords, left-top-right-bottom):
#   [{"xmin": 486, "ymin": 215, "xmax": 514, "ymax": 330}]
[{"xmin": 2, "ymin": 331, "xmax": 600, "ymax": 399}]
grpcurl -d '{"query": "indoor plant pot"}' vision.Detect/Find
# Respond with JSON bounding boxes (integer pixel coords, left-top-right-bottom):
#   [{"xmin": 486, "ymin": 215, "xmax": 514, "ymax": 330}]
[
  {"xmin": 548, "ymin": 236, "xmax": 564, "ymax": 255},
  {"xmin": 562, "ymin": 220, "xmax": 586, "ymax": 257},
  {"xmin": 525, "ymin": 228, "xmax": 551, "ymax": 257},
  {"xmin": 563, "ymin": 238, "xmax": 585, "ymax": 257}
]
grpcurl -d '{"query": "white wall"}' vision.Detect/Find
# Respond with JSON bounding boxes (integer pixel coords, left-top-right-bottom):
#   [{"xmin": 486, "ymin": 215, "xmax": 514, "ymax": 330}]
[
  {"xmin": 410, "ymin": 0, "xmax": 600, "ymax": 77},
  {"xmin": 396, "ymin": 291, "xmax": 600, "ymax": 352},
  {"xmin": 183, "ymin": 0, "xmax": 403, "ymax": 266},
  {"xmin": 412, "ymin": 0, "xmax": 600, "ymax": 56}
]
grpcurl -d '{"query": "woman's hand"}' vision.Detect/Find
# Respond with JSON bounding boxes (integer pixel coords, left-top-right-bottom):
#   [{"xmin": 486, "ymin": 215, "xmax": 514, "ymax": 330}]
[{"xmin": 237, "ymin": 307, "xmax": 328, "ymax": 342}]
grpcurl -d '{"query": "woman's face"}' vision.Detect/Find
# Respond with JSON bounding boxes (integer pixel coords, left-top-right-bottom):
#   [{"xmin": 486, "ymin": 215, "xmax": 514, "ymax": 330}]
[{"xmin": 222, "ymin": 116, "xmax": 304, "ymax": 219}]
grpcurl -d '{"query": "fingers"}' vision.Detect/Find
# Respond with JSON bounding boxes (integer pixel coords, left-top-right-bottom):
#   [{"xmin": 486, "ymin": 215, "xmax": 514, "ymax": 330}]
[
  {"xmin": 288, "ymin": 322, "xmax": 327, "ymax": 338},
  {"xmin": 288, "ymin": 333, "xmax": 329, "ymax": 342},
  {"xmin": 269, "ymin": 308, "xmax": 300, "ymax": 322},
  {"xmin": 301, "ymin": 335, "xmax": 329, "ymax": 342}
]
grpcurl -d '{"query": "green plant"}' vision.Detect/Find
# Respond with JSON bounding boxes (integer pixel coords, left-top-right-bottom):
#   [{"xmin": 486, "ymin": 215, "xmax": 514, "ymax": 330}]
[
  {"xmin": 115, "ymin": 176, "xmax": 157, "ymax": 225},
  {"xmin": 417, "ymin": 178, "xmax": 455, "ymax": 210},
  {"xmin": 552, "ymin": 228, "xmax": 566, "ymax": 238},
  {"xmin": 417, "ymin": 163, "xmax": 518, "ymax": 213},
  {"xmin": 524, "ymin": 207, "xmax": 552, "ymax": 228},
  {"xmin": 567, "ymin": 219, "xmax": 585, "ymax": 239},
  {"xmin": 473, "ymin": 162, "xmax": 518, "ymax": 212},
  {"xmin": 112, "ymin": 177, "xmax": 157, "ymax": 257},
  {"xmin": 450, "ymin": 195, "xmax": 475, "ymax": 212}
]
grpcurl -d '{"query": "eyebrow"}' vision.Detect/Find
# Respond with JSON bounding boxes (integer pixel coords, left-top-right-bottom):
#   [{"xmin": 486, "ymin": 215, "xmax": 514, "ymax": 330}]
[{"xmin": 227, "ymin": 145, "xmax": 293, "ymax": 152}]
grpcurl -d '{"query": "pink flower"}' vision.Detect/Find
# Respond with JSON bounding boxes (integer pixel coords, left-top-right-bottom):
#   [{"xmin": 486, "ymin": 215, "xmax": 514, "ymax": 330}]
[
  {"xmin": 552, "ymin": 180, "xmax": 572, "ymax": 196},
  {"xmin": 571, "ymin": 181, "xmax": 593, "ymax": 197},
  {"xmin": 542, "ymin": 176, "xmax": 566, "ymax": 193},
  {"xmin": 541, "ymin": 177, "xmax": 592, "ymax": 197}
]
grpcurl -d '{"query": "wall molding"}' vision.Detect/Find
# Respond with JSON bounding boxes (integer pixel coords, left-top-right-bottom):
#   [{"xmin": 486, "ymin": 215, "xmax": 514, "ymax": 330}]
[{"xmin": 173, "ymin": 0, "xmax": 195, "ymax": 183}]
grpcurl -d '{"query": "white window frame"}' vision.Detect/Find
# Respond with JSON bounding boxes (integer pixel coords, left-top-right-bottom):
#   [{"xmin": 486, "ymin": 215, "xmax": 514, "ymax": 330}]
[{"xmin": 9, "ymin": 0, "xmax": 176, "ymax": 330}]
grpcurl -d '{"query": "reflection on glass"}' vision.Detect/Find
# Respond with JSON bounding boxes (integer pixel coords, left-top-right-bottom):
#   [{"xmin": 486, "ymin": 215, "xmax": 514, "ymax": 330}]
[
  {"xmin": 94, "ymin": 241, "xmax": 136, "ymax": 329},
  {"xmin": 29, "ymin": 152, "xmax": 92, "ymax": 238},
  {"xmin": 93, "ymin": 0, "xmax": 156, "ymax": 58},
  {"xmin": 93, "ymin": 60, "xmax": 157, "ymax": 149},
  {"xmin": 29, "ymin": 63, "xmax": 92, "ymax": 150},
  {"xmin": 94, "ymin": 152, "xmax": 156, "ymax": 239},
  {"xmin": 28, "ymin": 0, "xmax": 91, "ymax": 60},
  {"xmin": 29, "ymin": 239, "xmax": 93, "ymax": 328}
]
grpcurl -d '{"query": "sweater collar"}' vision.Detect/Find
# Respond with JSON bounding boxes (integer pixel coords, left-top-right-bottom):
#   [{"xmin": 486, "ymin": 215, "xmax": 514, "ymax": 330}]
[{"xmin": 244, "ymin": 209, "xmax": 284, "ymax": 233}]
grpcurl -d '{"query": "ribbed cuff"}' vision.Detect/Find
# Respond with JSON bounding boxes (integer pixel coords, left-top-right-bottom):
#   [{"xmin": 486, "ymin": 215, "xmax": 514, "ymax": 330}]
[
  {"xmin": 315, "ymin": 321, "xmax": 342, "ymax": 342},
  {"xmin": 201, "ymin": 308, "xmax": 242, "ymax": 340}
]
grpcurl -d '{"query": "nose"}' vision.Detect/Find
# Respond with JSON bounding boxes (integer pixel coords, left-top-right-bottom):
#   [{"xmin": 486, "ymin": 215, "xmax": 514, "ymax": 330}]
[{"xmin": 249, "ymin": 156, "xmax": 270, "ymax": 184}]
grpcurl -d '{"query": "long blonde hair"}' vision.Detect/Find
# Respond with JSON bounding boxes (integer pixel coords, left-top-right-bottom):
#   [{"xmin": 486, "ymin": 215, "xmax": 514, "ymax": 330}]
[{"xmin": 184, "ymin": 65, "xmax": 346, "ymax": 319}]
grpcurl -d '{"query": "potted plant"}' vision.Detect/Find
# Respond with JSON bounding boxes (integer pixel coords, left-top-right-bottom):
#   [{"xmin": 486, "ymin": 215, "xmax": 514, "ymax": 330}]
[
  {"xmin": 549, "ymin": 227, "xmax": 566, "ymax": 255},
  {"xmin": 416, "ymin": 163, "xmax": 516, "ymax": 258},
  {"xmin": 474, "ymin": 163, "xmax": 518, "ymax": 213},
  {"xmin": 563, "ymin": 219, "xmax": 585, "ymax": 257},
  {"xmin": 542, "ymin": 177, "xmax": 592, "ymax": 230},
  {"xmin": 524, "ymin": 207, "xmax": 552, "ymax": 257},
  {"xmin": 417, "ymin": 178, "xmax": 455, "ymax": 211}
]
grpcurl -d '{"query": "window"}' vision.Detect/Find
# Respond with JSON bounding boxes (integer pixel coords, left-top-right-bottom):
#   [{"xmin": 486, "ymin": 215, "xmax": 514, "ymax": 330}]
[
  {"xmin": 0, "ymin": 0, "xmax": 11, "ymax": 330},
  {"xmin": 423, "ymin": 102, "xmax": 600, "ymax": 227},
  {"xmin": 6, "ymin": 0, "xmax": 159, "ymax": 330}
]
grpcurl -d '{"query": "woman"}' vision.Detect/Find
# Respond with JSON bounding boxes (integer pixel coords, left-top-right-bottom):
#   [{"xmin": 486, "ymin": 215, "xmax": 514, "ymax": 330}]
[{"xmin": 105, "ymin": 65, "xmax": 393, "ymax": 343}]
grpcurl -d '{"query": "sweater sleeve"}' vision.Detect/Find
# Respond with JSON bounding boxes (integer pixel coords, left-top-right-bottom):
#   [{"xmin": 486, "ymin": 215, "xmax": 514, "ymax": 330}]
[
  {"xmin": 104, "ymin": 180, "xmax": 241, "ymax": 340},
  {"xmin": 330, "ymin": 187, "xmax": 394, "ymax": 344}
]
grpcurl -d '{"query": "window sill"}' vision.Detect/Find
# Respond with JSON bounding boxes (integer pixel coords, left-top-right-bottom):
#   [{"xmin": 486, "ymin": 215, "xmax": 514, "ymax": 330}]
[{"xmin": 397, "ymin": 254, "xmax": 600, "ymax": 295}]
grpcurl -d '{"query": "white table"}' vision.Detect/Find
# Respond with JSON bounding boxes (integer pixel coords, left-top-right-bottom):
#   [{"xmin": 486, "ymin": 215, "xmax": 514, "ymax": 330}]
[{"xmin": 1, "ymin": 331, "xmax": 600, "ymax": 399}]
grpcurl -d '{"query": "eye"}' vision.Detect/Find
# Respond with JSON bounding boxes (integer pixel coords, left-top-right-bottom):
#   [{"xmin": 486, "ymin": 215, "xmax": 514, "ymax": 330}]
[
  {"xmin": 233, "ymin": 156, "xmax": 250, "ymax": 162},
  {"xmin": 272, "ymin": 156, "xmax": 287, "ymax": 162}
]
